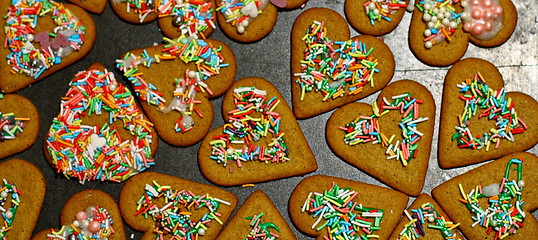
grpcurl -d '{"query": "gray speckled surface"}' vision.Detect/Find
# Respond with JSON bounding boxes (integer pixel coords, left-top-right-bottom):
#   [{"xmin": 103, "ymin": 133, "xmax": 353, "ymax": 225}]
[{"xmin": 2, "ymin": 0, "xmax": 536, "ymax": 239}]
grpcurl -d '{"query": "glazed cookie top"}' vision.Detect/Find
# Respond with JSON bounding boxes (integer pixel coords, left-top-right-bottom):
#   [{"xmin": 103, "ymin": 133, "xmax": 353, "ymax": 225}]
[{"xmin": 345, "ymin": 0, "xmax": 409, "ymax": 36}]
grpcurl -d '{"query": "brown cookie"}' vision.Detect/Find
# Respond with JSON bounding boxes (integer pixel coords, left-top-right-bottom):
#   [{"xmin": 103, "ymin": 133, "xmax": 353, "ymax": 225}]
[
  {"xmin": 0, "ymin": 159, "xmax": 46, "ymax": 239},
  {"xmin": 216, "ymin": 190, "xmax": 297, "ymax": 239},
  {"xmin": 0, "ymin": 94, "xmax": 40, "ymax": 159},
  {"xmin": 289, "ymin": 175, "xmax": 408, "ymax": 239},
  {"xmin": 216, "ymin": 0, "xmax": 278, "ymax": 42},
  {"xmin": 345, "ymin": 0, "xmax": 409, "ymax": 36},
  {"xmin": 326, "ymin": 80, "xmax": 436, "ymax": 196},
  {"xmin": 110, "ymin": 0, "xmax": 216, "ymax": 39},
  {"xmin": 388, "ymin": 194, "xmax": 462, "ymax": 239},
  {"xmin": 31, "ymin": 189, "xmax": 126, "ymax": 240},
  {"xmin": 432, "ymin": 152, "xmax": 538, "ymax": 240},
  {"xmin": 119, "ymin": 172, "xmax": 238, "ymax": 240},
  {"xmin": 409, "ymin": 0, "xmax": 517, "ymax": 66},
  {"xmin": 117, "ymin": 38, "xmax": 236, "ymax": 147},
  {"xmin": 438, "ymin": 58, "xmax": 538, "ymax": 168},
  {"xmin": 44, "ymin": 63, "xmax": 159, "ymax": 183},
  {"xmin": 67, "ymin": 0, "xmax": 107, "ymax": 14},
  {"xmin": 0, "ymin": 1, "xmax": 96, "ymax": 93},
  {"xmin": 291, "ymin": 7, "xmax": 395, "ymax": 119},
  {"xmin": 198, "ymin": 77, "xmax": 317, "ymax": 186}
]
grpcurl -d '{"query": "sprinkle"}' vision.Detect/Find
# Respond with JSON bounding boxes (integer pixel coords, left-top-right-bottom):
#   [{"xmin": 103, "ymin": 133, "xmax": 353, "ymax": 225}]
[
  {"xmin": 46, "ymin": 206, "xmax": 115, "ymax": 239},
  {"xmin": 364, "ymin": 0, "xmax": 407, "ymax": 26},
  {"xmin": 218, "ymin": 0, "xmax": 269, "ymax": 34},
  {"xmin": 0, "ymin": 179, "xmax": 20, "ymax": 239},
  {"xmin": 242, "ymin": 184, "xmax": 255, "ymax": 187},
  {"xmin": 245, "ymin": 213, "xmax": 280, "ymax": 239},
  {"xmin": 398, "ymin": 202, "xmax": 460, "ymax": 239},
  {"xmin": 0, "ymin": 112, "xmax": 29, "ymax": 141},
  {"xmin": 295, "ymin": 21, "xmax": 380, "ymax": 102},
  {"xmin": 418, "ymin": 0, "xmax": 461, "ymax": 49}
]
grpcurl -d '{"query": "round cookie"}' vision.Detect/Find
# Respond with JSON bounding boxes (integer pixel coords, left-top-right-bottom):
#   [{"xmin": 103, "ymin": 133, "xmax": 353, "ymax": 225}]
[
  {"xmin": 67, "ymin": 0, "xmax": 107, "ymax": 14},
  {"xmin": 0, "ymin": 94, "xmax": 40, "ymax": 159},
  {"xmin": 345, "ymin": 0, "xmax": 410, "ymax": 36},
  {"xmin": 216, "ymin": 0, "xmax": 278, "ymax": 42}
]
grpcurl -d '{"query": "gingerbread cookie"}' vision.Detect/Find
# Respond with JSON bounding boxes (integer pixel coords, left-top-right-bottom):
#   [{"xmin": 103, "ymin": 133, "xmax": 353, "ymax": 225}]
[
  {"xmin": 216, "ymin": 190, "xmax": 297, "ymax": 239},
  {"xmin": 432, "ymin": 152, "xmax": 538, "ymax": 239},
  {"xmin": 119, "ymin": 172, "xmax": 238, "ymax": 239},
  {"xmin": 110, "ymin": 0, "xmax": 217, "ymax": 39},
  {"xmin": 44, "ymin": 63, "xmax": 159, "ymax": 184},
  {"xmin": 345, "ymin": 0, "xmax": 409, "ymax": 36},
  {"xmin": 0, "ymin": 0, "xmax": 96, "ymax": 93},
  {"xmin": 409, "ymin": 0, "xmax": 517, "ymax": 66},
  {"xmin": 198, "ymin": 77, "xmax": 317, "ymax": 186},
  {"xmin": 438, "ymin": 58, "xmax": 537, "ymax": 168},
  {"xmin": 389, "ymin": 194, "xmax": 462, "ymax": 239},
  {"xmin": 67, "ymin": 0, "xmax": 107, "ymax": 14},
  {"xmin": 0, "ymin": 159, "xmax": 46, "ymax": 239},
  {"xmin": 0, "ymin": 94, "xmax": 40, "ymax": 159},
  {"xmin": 291, "ymin": 8, "xmax": 395, "ymax": 119},
  {"xmin": 32, "ymin": 189, "xmax": 126, "ymax": 240},
  {"xmin": 289, "ymin": 175, "xmax": 408, "ymax": 239},
  {"xmin": 117, "ymin": 37, "xmax": 236, "ymax": 147},
  {"xmin": 326, "ymin": 80, "xmax": 436, "ymax": 196}
]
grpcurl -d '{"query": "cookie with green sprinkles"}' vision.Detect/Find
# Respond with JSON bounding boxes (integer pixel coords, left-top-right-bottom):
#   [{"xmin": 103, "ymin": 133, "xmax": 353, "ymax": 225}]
[
  {"xmin": 0, "ymin": 94, "xmax": 40, "ymax": 159},
  {"xmin": 216, "ymin": 190, "xmax": 297, "ymax": 239},
  {"xmin": 31, "ymin": 189, "xmax": 126, "ymax": 240},
  {"xmin": 432, "ymin": 152, "xmax": 538, "ymax": 240},
  {"xmin": 345, "ymin": 0, "xmax": 409, "ymax": 36},
  {"xmin": 197, "ymin": 77, "xmax": 317, "ymax": 186},
  {"xmin": 119, "ymin": 171, "xmax": 238, "ymax": 240},
  {"xmin": 291, "ymin": 7, "xmax": 395, "ymax": 119},
  {"xmin": 289, "ymin": 175, "xmax": 408, "ymax": 240},
  {"xmin": 438, "ymin": 58, "xmax": 538, "ymax": 168},
  {"xmin": 326, "ymin": 80, "xmax": 436, "ymax": 196},
  {"xmin": 0, "ymin": 159, "xmax": 46, "ymax": 240},
  {"xmin": 66, "ymin": 0, "xmax": 107, "ymax": 14}
]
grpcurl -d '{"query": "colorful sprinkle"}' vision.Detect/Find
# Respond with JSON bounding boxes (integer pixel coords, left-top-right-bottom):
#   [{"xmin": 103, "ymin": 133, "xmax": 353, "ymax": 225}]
[
  {"xmin": 45, "ymin": 69, "xmax": 156, "ymax": 184},
  {"xmin": 46, "ymin": 206, "xmax": 114, "ymax": 239},
  {"xmin": 458, "ymin": 158, "xmax": 525, "ymax": 239},
  {"xmin": 301, "ymin": 183, "xmax": 384, "ymax": 240},
  {"xmin": 294, "ymin": 21, "xmax": 380, "ymax": 102},
  {"xmin": 136, "ymin": 181, "xmax": 232, "ymax": 239},
  {"xmin": 364, "ymin": 0, "xmax": 407, "ymax": 25},
  {"xmin": 4, "ymin": 0, "xmax": 86, "ymax": 78},
  {"xmin": 245, "ymin": 213, "xmax": 280, "ymax": 239},
  {"xmin": 0, "ymin": 179, "xmax": 20, "ymax": 239},
  {"xmin": 117, "ymin": 36, "xmax": 227, "ymax": 133},
  {"xmin": 398, "ymin": 202, "xmax": 460, "ymax": 240},
  {"xmin": 217, "ymin": 0, "xmax": 269, "ymax": 34},
  {"xmin": 452, "ymin": 72, "xmax": 526, "ymax": 151},
  {"xmin": 339, "ymin": 93, "xmax": 428, "ymax": 166},
  {"xmin": 417, "ymin": 0, "xmax": 462, "ymax": 49},
  {"xmin": 0, "ymin": 113, "xmax": 29, "ymax": 141},
  {"xmin": 209, "ymin": 87, "xmax": 288, "ymax": 170}
]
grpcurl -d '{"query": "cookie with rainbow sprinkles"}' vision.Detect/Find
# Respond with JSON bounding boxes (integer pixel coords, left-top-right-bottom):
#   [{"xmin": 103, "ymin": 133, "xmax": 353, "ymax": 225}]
[
  {"xmin": 0, "ymin": 94, "xmax": 40, "ymax": 159},
  {"xmin": 345, "ymin": 0, "xmax": 410, "ymax": 36}
]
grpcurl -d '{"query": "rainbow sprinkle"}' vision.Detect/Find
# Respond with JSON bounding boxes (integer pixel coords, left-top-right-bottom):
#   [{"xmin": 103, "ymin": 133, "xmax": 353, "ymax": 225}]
[
  {"xmin": 136, "ymin": 181, "xmax": 232, "ymax": 239},
  {"xmin": 0, "ymin": 179, "xmax": 20, "ymax": 239},
  {"xmin": 209, "ymin": 87, "xmax": 288, "ymax": 171},
  {"xmin": 245, "ymin": 213, "xmax": 280, "ymax": 239},
  {"xmin": 0, "ymin": 113, "xmax": 29, "ymax": 141},
  {"xmin": 217, "ymin": 0, "xmax": 269, "ymax": 34},
  {"xmin": 117, "ymin": 36, "xmax": 228, "ymax": 133},
  {"xmin": 459, "ymin": 158, "xmax": 525, "ymax": 239},
  {"xmin": 301, "ymin": 183, "xmax": 384, "ymax": 240},
  {"xmin": 398, "ymin": 202, "xmax": 460, "ymax": 240},
  {"xmin": 364, "ymin": 0, "xmax": 407, "ymax": 25},
  {"xmin": 46, "ymin": 206, "xmax": 114, "ymax": 239},
  {"xmin": 452, "ymin": 72, "xmax": 527, "ymax": 150},
  {"xmin": 339, "ymin": 93, "xmax": 428, "ymax": 166},
  {"xmin": 294, "ymin": 21, "xmax": 379, "ymax": 102},
  {"xmin": 416, "ymin": 0, "xmax": 462, "ymax": 49},
  {"xmin": 45, "ymin": 69, "xmax": 156, "ymax": 184},
  {"xmin": 4, "ymin": 0, "xmax": 86, "ymax": 79}
]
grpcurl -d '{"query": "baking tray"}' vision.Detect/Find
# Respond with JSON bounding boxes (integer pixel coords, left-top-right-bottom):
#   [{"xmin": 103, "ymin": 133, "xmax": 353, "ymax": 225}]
[{"xmin": 2, "ymin": 0, "xmax": 536, "ymax": 238}]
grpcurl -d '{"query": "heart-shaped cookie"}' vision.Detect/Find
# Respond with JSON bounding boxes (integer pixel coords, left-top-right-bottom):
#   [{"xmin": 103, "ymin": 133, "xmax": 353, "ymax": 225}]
[
  {"xmin": 117, "ymin": 37, "xmax": 236, "ymax": 147},
  {"xmin": 0, "ymin": 94, "xmax": 40, "ymax": 159},
  {"xmin": 44, "ymin": 63, "xmax": 159, "ymax": 184},
  {"xmin": 0, "ymin": 159, "xmax": 46, "ymax": 239},
  {"xmin": 119, "ymin": 172, "xmax": 238, "ymax": 240},
  {"xmin": 291, "ymin": 8, "xmax": 395, "ymax": 119},
  {"xmin": 409, "ymin": 0, "xmax": 517, "ymax": 66},
  {"xmin": 326, "ymin": 80, "xmax": 436, "ymax": 196},
  {"xmin": 198, "ymin": 77, "xmax": 317, "ymax": 186},
  {"xmin": 217, "ymin": 190, "xmax": 297, "ymax": 239},
  {"xmin": 0, "ymin": 0, "xmax": 96, "ymax": 93},
  {"xmin": 67, "ymin": 0, "xmax": 107, "ymax": 14},
  {"xmin": 432, "ymin": 152, "xmax": 538, "ymax": 239},
  {"xmin": 110, "ymin": 0, "xmax": 217, "ymax": 39},
  {"xmin": 31, "ymin": 189, "xmax": 126, "ymax": 240},
  {"xmin": 438, "ymin": 58, "xmax": 537, "ymax": 168},
  {"xmin": 388, "ymin": 194, "xmax": 462, "ymax": 239},
  {"xmin": 289, "ymin": 175, "xmax": 408, "ymax": 239},
  {"xmin": 345, "ymin": 0, "xmax": 410, "ymax": 36}
]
